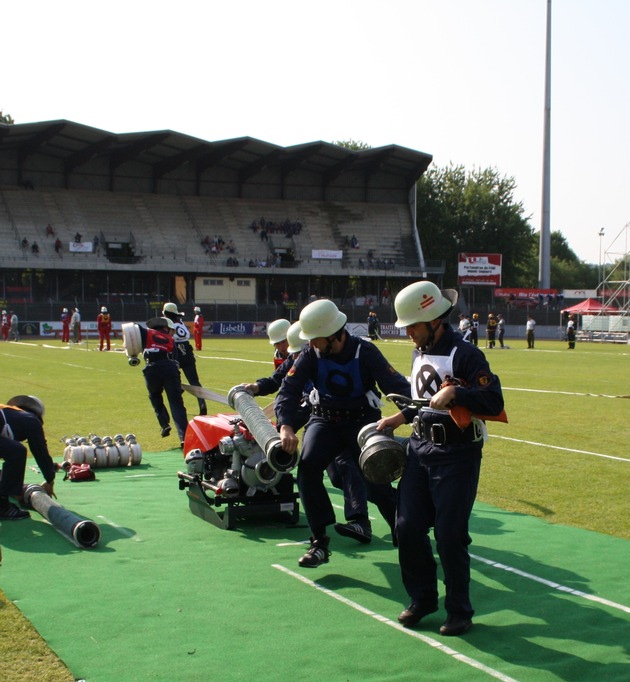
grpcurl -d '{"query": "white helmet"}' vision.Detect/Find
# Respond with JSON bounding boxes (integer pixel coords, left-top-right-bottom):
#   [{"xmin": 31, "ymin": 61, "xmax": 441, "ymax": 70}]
[
  {"xmin": 299, "ymin": 299, "xmax": 347, "ymax": 340},
  {"xmin": 394, "ymin": 281, "xmax": 458, "ymax": 327},
  {"xmin": 162, "ymin": 302, "xmax": 183, "ymax": 316},
  {"xmin": 101, "ymin": 306, "xmax": 108, "ymax": 313},
  {"xmin": 267, "ymin": 319, "xmax": 290, "ymax": 344},
  {"xmin": 194, "ymin": 306, "xmax": 201, "ymax": 313},
  {"xmin": 62, "ymin": 307, "xmax": 68, "ymax": 313},
  {"xmin": 7, "ymin": 395, "xmax": 45, "ymax": 420},
  {"xmin": 286, "ymin": 321, "xmax": 304, "ymax": 353}
]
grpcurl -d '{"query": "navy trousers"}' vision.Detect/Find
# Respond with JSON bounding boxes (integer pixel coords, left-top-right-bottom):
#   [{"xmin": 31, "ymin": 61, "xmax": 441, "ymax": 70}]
[
  {"xmin": 396, "ymin": 450, "xmax": 481, "ymax": 618},
  {"xmin": 0, "ymin": 438, "xmax": 27, "ymax": 498},
  {"xmin": 143, "ymin": 360, "xmax": 189, "ymax": 441}
]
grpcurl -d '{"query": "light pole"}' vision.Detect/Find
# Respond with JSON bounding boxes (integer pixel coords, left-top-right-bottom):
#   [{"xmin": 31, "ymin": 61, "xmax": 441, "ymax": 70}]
[{"xmin": 597, "ymin": 227, "xmax": 605, "ymax": 305}]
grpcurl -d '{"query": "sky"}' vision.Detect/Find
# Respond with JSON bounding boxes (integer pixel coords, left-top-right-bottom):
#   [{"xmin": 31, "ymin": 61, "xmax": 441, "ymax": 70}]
[{"xmin": 3, "ymin": 0, "xmax": 629, "ymax": 265}]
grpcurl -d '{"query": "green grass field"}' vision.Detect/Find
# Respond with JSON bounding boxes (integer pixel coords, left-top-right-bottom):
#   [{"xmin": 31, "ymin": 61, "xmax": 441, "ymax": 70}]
[{"xmin": 1, "ymin": 334, "xmax": 629, "ymax": 680}]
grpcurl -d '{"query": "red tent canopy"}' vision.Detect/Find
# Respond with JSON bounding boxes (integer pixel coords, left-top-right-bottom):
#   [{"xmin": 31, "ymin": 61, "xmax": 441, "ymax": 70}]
[{"xmin": 561, "ymin": 298, "xmax": 618, "ymax": 314}]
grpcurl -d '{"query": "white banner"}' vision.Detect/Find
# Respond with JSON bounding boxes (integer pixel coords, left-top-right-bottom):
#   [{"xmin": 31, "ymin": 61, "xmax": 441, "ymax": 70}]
[
  {"xmin": 312, "ymin": 249, "xmax": 342, "ymax": 260},
  {"xmin": 69, "ymin": 242, "xmax": 93, "ymax": 253}
]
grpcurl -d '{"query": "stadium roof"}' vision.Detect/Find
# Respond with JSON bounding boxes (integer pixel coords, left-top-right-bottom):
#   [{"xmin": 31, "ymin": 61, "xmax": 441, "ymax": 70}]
[{"xmin": 0, "ymin": 119, "xmax": 433, "ymax": 194}]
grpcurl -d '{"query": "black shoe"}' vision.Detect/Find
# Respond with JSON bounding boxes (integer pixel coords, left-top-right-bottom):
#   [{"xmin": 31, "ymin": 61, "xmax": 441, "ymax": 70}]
[
  {"xmin": 334, "ymin": 521, "xmax": 372, "ymax": 544},
  {"xmin": 161, "ymin": 425, "xmax": 172, "ymax": 438},
  {"xmin": 439, "ymin": 614, "xmax": 473, "ymax": 636},
  {"xmin": 0, "ymin": 502, "xmax": 30, "ymax": 521},
  {"xmin": 199, "ymin": 402, "xmax": 207, "ymax": 416},
  {"xmin": 397, "ymin": 603, "xmax": 438, "ymax": 628},
  {"xmin": 298, "ymin": 536, "xmax": 331, "ymax": 568}
]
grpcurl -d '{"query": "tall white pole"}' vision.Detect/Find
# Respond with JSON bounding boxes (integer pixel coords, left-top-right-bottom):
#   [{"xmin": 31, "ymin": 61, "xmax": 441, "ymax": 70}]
[{"xmin": 539, "ymin": 0, "xmax": 552, "ymax": 289}]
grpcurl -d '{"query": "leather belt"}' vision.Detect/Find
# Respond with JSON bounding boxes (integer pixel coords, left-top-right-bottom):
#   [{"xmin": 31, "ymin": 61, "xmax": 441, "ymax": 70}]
[
  {"xmin": 311, "ymin": 405, "xmax": 367, "ymax": 422},
  {"xmin": 412, "ymin": 416, "xmax": 482, "ymax": 445}
]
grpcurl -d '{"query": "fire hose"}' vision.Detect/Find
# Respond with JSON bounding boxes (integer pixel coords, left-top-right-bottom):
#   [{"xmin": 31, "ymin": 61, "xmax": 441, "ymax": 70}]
[
  {"xmin": 227, "ymin": 385, "xmax": 298, "ymax": 472},
  {"xmin": 22, "ymin": 484, "xmax": 101, "ymax": 549}
]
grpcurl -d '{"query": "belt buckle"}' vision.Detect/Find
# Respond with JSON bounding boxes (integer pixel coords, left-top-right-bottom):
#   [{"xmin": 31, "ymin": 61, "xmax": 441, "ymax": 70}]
[{"xmin": 430, "ymin": 423, "xmax": 447, "ymax": 446}]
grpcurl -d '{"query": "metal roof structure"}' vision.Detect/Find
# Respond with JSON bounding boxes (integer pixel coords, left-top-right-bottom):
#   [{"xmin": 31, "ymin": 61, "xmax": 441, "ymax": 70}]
[{"xmin": 0, "ymin": 120, "xmax": 433, "ymax": 199}]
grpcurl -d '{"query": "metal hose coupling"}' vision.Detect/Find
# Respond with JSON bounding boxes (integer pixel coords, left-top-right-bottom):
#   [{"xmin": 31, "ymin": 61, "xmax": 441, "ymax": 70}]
[
  {"xmin": 227, "ymin": 385, "xmax": 299, "ymax": 473},
  {"xmin": 357, "ymin": 423, "xmax": 408, "ymax": 484}
]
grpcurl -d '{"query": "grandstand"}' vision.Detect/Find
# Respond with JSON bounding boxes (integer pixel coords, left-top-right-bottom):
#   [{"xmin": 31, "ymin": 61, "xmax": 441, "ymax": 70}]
[{"xmin": 0, "ymin": 120, "xmax": 444, "ymax": 324}]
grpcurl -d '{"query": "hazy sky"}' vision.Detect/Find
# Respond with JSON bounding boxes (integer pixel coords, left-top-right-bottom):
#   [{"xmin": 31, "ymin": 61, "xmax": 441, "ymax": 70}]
[{"xmin": 4, "ymin": 0, "xmax": 628, "ymax": 265}]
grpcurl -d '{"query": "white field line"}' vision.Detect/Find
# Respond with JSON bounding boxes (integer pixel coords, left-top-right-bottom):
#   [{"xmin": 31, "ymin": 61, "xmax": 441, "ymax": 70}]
[
  {"xmin": 490, "ymin": 434, "xmax": 630, "ymax": 463},
  {"xmin": 504, "ymin": 386, "xmax": 628, "ymax": 399},
  {"xmin": 273, "ymin": 563, "xmax": 521, "ymax": 682},
  {"xmin": 471, "ymin": 553, "xmax": 630, "ymax": 614}
]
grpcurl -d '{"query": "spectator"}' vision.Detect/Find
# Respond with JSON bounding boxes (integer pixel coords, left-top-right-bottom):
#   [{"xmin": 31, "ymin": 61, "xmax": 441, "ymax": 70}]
[
  {"xmin": 496, "ymin": 314, "xmax": 506, "ymax": 348},
  {"xmin": 45, "ymin": 223, "xmax": 55, "ymax": 237},
  {"xmin": 9, "ymin": 311, "xmax": 19, "ymax": 341},
  {"xmin": 93, "ymin": 235, "xmax": 100, "ymax": 254},
  {"xmin": 31, "ymin": 241, "xmax": 39, "ymax": 254},
  {"xmin": 54, "ymin": 238, "xmax": 62, "ymax": 255},
  {"xmin": 71, "ymin": 308, "xmax": 81, "ymax": 343},
  {"xmin": 74, "ymin": 232, "xmax": 82, "ymax": 243},
  {"xmin": 526, "ymin": 315, "xmax": 536, "ymax": 349},
  {"xmin": 21, "ymin": 238, "xmax": 29, "ymax": 250}
]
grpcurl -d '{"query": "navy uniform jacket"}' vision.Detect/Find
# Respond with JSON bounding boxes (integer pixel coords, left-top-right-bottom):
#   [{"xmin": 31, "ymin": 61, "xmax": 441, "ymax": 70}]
[
  {"xmin": 402, "ymin": 324, "xmax": 504, "ymax": 464},
  {"xmin": 0, "ymin": 406, "xmax": 57, "ymax": 483},
  {"xmin": 275, "ymin": 334, "xmax": 410, "ymax": 429}
]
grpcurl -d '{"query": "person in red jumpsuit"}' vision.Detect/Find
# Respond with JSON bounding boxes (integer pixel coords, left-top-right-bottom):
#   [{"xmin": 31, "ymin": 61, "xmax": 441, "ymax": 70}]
[
  {"xmin": 61, "ymin": 307, "xmax": 71, "ymax": 343},
  {"xmin": 193, "ymin": 306, "xmax": 204, "ymax": 351},
  {"xmin": 97, "ymin": 306, "xmax": 112, "ymax": 351}
]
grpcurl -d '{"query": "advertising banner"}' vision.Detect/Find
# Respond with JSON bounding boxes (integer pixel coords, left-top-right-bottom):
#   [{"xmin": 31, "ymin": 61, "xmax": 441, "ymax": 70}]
[{"xmin": 458, "ymin": 253, "xmax": 502, "ymax": 286}]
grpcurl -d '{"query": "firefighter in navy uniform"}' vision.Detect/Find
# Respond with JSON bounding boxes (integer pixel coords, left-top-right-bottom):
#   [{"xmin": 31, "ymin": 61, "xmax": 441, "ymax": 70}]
[
  {"xmin": 267, "ymin": 318, "xmax": 291, "ymax": 368},
  {"xmin": 377, "ymin": 281, "xmax": 505, "ymax": 637},
  {"xmin": 276, "ymin": 299, "xmax": 411, "ymax": 568},
  {"xmin": 0, "ymin": 395, "xmax": 57, "ymax": 520},
  {"xmin": 162, "ymin": 303, "xmax": 207, "ymax": 416},
  {"xmin": 140, "ymin": 317, "xmax": 189, "ymax": 447}
]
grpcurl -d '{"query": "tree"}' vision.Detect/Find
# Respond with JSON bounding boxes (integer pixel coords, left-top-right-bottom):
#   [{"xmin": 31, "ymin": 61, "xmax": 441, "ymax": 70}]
[
  {"xmin": 332, "ymin": 139, "xmax": 372, "ymax": 151},
  {"xmin": 416, "ymin": 164, "xmax": 537, "ymax": 288},
  {"xmin": 0, "ymin": 111, "xmax": 15, "ymax": 124}
]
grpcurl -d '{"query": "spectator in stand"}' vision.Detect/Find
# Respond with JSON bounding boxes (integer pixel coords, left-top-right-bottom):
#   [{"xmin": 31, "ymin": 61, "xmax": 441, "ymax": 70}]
[
  {"xmin": 54, "ymin": 237, "xmax": 62, "ymax": 256},
  {"xmin": 1, "ymin": 310, "xmax": 9, "ymax": 342},
  {"xmin": 21, "ymin": 238, "xmax": 29, "ymax": 250},
  {"xmin": 97, "ymin": 306, "xmax": 112, "ymax": 351},
  {"xmin": 46, "ymin": 223, "xmax": 55, "ymax": 237},
  {"xmin": 60, "ymin": 308, "xmax": 71, "ymax": 343},
  {"xmin": 93, "ymin": 235, "xmax": 100, "ymax": 255},
  {"xmin": 74, "ymin": 232, "xmax": 82, "ymax": 243},
  {"xmin": 31, "ymin": 241, "xmax": 39, "ymax": 255},
  {"xmin": 227, "ymin": 239, "xmax": 236, "ymax": 253},
  {"xmin": 350, "ymin": 234, "xmax": 359, "ymax": 249}
]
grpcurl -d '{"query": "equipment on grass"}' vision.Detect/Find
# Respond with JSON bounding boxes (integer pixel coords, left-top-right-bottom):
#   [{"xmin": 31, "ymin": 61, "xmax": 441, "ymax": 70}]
[
  {"xmin": 177, "ymin": 385, "xmax": 299, "ymax": 531},
  {"xmin": 62, "ymin": 433, "xmax": 143, "ymax": 467},
  {"xmin": 22, "ymin": 484, "xmax": 101, "ymax": 548}
]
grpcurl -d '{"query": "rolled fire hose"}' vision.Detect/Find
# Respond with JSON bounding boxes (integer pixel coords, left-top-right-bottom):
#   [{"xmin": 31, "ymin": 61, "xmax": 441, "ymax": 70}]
[
  {"xmin": 22, "ymin": 484, "xmax": 101, "ymax": 549},
  {"xmin": 227, "ymin": 385, "xmax": 298, "ymax": 473}
]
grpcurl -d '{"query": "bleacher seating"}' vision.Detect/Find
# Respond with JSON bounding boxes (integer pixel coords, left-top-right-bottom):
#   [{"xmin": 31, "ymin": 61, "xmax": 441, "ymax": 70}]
[{"xmin": 0, "ymin": 186, "xmax": 420, "ymax": 270}]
